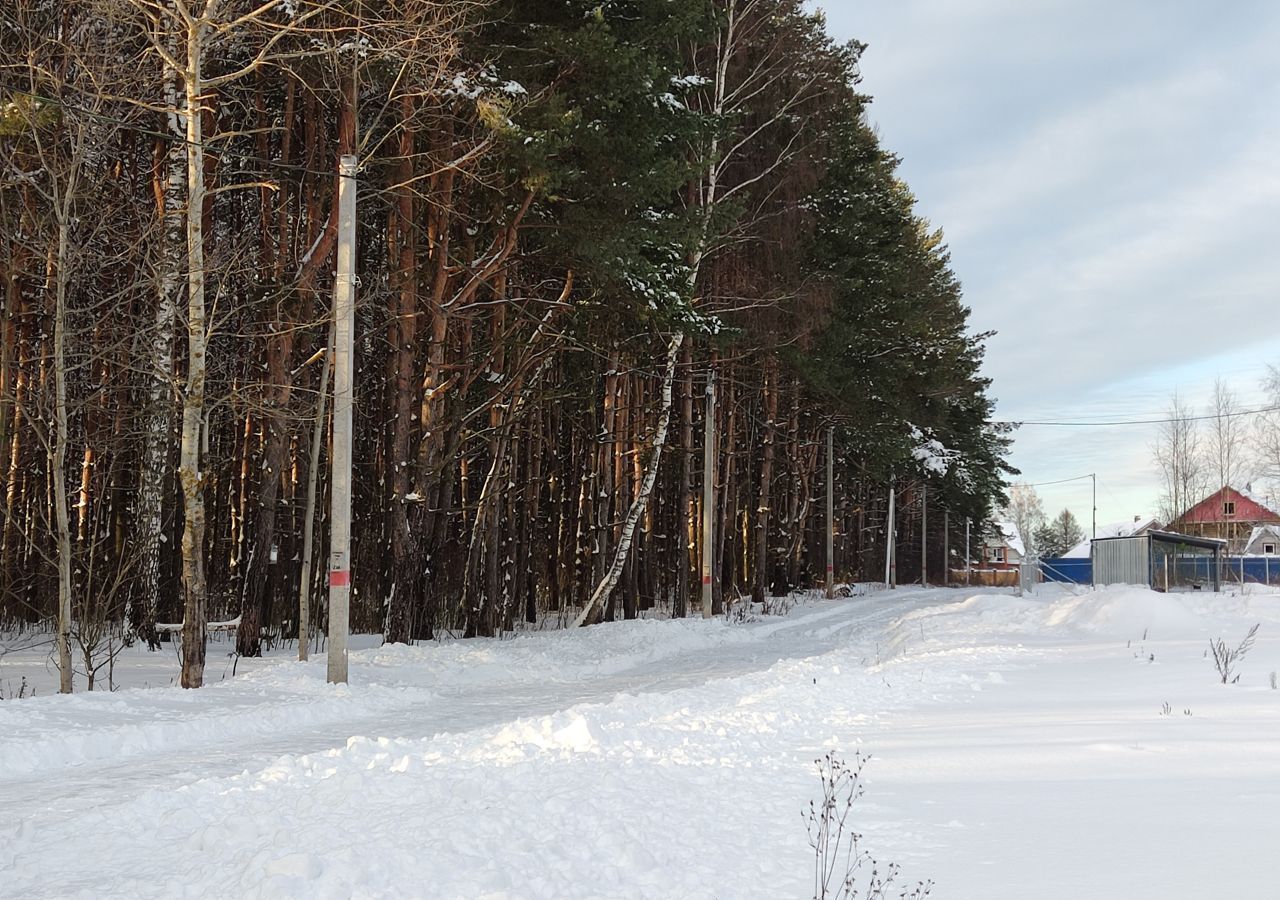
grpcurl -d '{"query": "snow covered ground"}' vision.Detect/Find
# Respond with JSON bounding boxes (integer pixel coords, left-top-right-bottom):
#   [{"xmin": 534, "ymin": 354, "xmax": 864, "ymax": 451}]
[{"xmin": 3, "ymin": 584, "xmax": 1280, "ymax": 899}]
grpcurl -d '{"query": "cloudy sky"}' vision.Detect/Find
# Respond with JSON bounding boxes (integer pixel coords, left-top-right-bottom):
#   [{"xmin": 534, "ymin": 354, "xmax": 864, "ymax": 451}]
[{"xmin": 817, "ymin": 0, "xmax": 1280, "ymax": 529}]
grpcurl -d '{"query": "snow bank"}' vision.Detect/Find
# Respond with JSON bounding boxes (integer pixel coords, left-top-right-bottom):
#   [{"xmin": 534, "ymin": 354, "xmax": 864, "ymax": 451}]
[
  {"xmin": 891, "ymin": 583, "xmax": 1280, "ymax": 647},
  {"xmin": 0, "ymin": 592, "xmax": 1000, "ymax": 900},
  {"xmin": 0, "ymin": 598, "xmax": 857, "ymax": 778},
  {"xmin": 7, "ymin": 585, "xmax": 1280, "ymax": 899}
]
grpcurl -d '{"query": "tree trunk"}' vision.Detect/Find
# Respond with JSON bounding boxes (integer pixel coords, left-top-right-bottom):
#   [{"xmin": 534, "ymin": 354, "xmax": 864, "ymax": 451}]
[
  {"xmin": 52, "ymin": 189, "xmax": 75, "ymax": 694},
  {"xmin": 675, "ymin": 345, "xmax": 694, "ymax": 617},
  {"xmin": 179, "ymin": 30, "xmax": 209, "ymax": 689},
  {"xmin": 753, "ymin": 357, "xmax": 777, "ymax": 604},
  {"xmin": 130, "ymin": 120, "xmax": 184, "ymax": 650},
  {"xmin": 297, "ymin": 335, "xmax": 330, "ymax": 661},
  {"xmin": 385, "ymin": 104, "xmax": 418, "ymax": 644},
  {"xmin": 236, "ymin": 322, "xmax": 293, "ymax": 657},
  {"xmin": 575, "ymin": 333, "xmax": 683, "ymax": 627}
]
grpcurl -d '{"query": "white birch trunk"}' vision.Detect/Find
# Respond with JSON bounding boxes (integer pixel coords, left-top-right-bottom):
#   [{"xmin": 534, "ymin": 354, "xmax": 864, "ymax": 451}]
[
  {"xmin": 574, "ymin": 333, "xmax": 683, "ymax": 627},
  {"xmin": 129, "ymin": 71, "xmax": 184, "ymax": 648},
  {"xmin": 178, "ymin": 19, "xmax": 209, "ymax": 689},
  {"xmin": 52, "ymin": 179, "xmax": 76, "ymax": 694}
]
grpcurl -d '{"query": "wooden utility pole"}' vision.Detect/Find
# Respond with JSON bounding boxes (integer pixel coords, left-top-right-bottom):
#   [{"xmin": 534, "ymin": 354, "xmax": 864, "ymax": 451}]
[
  {"xmin": 701, "ymin": 371, "xmax": 716, "ymax": 618},
  {"xmin": 825, "ymin": 427, "xmax": 834, "ymax": 599},
  {"xmin": 327, "ymin": 154, "xmax": 357, "ymax": 685},
  {"xmin": 1091, "ymin": 472, "xmax": 1097, "ymax": 540}
]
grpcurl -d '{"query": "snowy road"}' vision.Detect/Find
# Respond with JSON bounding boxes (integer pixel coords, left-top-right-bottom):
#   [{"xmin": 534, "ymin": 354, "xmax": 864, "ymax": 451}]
[
  {"xmin": 5, "ymin": 585, "xmax": 1280, "ymax": 899},
  {"xmin": 3, "ymin": 589, "xmax": 954, "ymax": 899},
  {"xmin": 1, "ymin": 591, "xmax": 924, "ymax": 832}
]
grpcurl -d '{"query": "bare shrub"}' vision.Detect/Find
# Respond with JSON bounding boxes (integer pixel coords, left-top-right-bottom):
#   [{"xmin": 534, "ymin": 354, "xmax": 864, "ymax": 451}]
[
  {"xmin": 1209, "ymin": 623, "xmax": 1260, "ymax": 684},
  {"xmin": 0, "ymin": 676, "xmax": 32, "ymax": 700},
  {"xmin": 805, "ymin": 752, "xmax": 931, "ymax": 900}
]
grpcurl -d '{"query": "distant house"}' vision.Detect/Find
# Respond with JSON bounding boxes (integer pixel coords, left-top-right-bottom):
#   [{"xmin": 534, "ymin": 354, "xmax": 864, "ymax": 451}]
[
  {"xmin": 1243, "ymin": 524, "xmax": 1280, "ymax": 556},
  {"xmin": 1169, "ymin": 485, "xmax": 1280, "ymax": 554},
  {"xmin": 1062, "ymin": 515, "xmax": 1160, "ymax": 559},
  {"xmin": 980, "ymin": 522, "xmax": 1024, "ymax": 569}
]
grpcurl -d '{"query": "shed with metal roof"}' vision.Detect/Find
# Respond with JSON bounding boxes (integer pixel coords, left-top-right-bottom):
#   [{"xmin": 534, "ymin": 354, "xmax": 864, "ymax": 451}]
[{"xmin": 1092, "ymin": 530, "xmax": 1226, "ymax": 591}]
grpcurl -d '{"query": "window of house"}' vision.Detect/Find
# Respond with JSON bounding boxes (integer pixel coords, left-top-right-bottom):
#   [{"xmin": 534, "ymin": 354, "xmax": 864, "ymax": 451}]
[
  {"xmin": 1223, "ymin": 501, "xmax": 1236, "ymax": 517},
  {"xmin": 991, "ymin": 547, "xmax": 1005, "ymax": 563},
  {"xmin": 1266, "ymin": 543, "xmax": 1277, "ymax": 555}
]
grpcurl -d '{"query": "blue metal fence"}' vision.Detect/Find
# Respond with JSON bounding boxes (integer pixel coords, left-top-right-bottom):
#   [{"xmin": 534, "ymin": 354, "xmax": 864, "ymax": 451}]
[
  {"xmin": 1228, "ymin": 557, "xmax": 1280, "ymax": 586},
  {"xmin": 1039, "ymin": 557, "xmax": 1092, "ymax": 584},
  {"xmin": 1037, "ymin": 556, "xmax": 1280, "ymax": 587}
]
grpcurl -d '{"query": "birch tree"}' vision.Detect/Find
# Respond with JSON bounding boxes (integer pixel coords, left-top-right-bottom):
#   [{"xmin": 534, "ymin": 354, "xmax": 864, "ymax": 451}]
[
  {"xmin": 1153, "ymin": 391, "xmax": 1207, "ymax": 523},
  {"xmin": 1257, "ymin": 365, "xmax": 1280, "ymax": 492},
  {"xmin": 120, "ymin": 0, "xmax": 342, "ymax": 685},
  {"xmin": 0, "ymin": 1, "xmax": 137, "ymax": 689},
  {"xmin": 1003, "ymin": 482, "xmax": 1045, "ymax": 557}
]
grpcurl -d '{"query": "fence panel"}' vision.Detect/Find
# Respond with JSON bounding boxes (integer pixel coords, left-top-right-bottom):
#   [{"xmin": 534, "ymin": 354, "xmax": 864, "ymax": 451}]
[{"xmin": 1039, "ymin": 557, "xmax": 1092, "ymax": 585}]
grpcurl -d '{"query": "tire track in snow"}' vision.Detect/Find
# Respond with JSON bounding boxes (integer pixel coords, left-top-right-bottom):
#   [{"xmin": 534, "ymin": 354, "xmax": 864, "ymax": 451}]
[{"xmin": 0, "ymin": 590, "xmax": 950, "ymax": 834}]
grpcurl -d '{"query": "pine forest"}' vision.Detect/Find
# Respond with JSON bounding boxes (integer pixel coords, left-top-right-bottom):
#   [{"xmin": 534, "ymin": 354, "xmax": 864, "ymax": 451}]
[{"xmin": 0, "ymin": 0, "xmax": 1013, "ymax": 689}]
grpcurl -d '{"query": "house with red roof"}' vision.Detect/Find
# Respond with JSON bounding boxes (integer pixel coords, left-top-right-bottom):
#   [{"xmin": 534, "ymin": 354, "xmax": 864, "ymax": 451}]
[{"xmin": 1168, "ymin": 485, "xmax": 1280, "ymax": 553}]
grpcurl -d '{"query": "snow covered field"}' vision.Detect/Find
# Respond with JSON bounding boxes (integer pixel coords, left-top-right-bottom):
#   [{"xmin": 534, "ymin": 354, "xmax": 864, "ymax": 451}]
[{"xmin": 3, "ymin": 584, "xmax": 1280, "ymax": 899}]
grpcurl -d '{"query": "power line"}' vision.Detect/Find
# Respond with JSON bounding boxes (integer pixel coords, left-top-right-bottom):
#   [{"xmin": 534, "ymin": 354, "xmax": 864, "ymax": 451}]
[
  {"xmin": 1023, "ymin": 473, "xmax": 1093, "ymax": 488},
  {"xmin": 997, "ymin": 403, "xmax": 1280, "ymax": 428}
]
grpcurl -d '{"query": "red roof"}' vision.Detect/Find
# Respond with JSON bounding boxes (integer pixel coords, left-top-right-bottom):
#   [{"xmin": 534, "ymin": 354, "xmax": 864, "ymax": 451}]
[{"xmin": 1176, "ymin": 486, "xmax": 1280, "ymax": 526}]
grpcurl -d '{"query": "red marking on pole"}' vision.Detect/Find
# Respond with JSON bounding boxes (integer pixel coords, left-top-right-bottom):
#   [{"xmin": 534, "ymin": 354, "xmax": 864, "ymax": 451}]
[
  {"xmin": 329, "ymin": 570, "xmax": 350, "ymax": 587},
  {"xmin": 701, "ymin": 575, "xmax": 712, "ymax": 585}
]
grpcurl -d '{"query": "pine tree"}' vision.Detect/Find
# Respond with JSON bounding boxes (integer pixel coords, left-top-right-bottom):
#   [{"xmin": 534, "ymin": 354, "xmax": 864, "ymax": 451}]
[{"xmin": 1034, "ymin": 509, "xmax": 1084, "ymax": 558}]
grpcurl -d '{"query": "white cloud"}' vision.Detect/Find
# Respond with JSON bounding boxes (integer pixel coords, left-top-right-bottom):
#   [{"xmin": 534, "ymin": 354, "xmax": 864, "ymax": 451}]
[{"xmin": 817, "ymin": 0, "xmax": 1280, "ymax": 519}]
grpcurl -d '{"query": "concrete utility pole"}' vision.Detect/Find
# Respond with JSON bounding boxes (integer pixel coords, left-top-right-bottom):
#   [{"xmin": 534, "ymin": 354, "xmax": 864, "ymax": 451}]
[
  {"xmin": 965, "ymin": 517, "xmax": 971, "ymax": 586},
  {"xmin": 327, "ymin": 154, "xmax": 357, "ymax": 685},
  {"xmin": 943, "ymin": 509, "xmax": 950, "ymax": 586},
  {"xmin": 885, "ymin": 474, "xmax": 896, "ymax": 588},
  {"xmin": 701, "ymin": 371, "xmax": 716, "ymax": 618},
  {"xmin": 921, "ymin": 482, "xmax": 928, "ymax": 586},
  {"xmin": 826, "ymin": 427, "xmax": 834, "ymax": 599}
]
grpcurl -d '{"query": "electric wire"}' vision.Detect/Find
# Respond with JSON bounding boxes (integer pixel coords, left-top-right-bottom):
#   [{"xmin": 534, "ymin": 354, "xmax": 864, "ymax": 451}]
[{"xmin": 996, "ymin": 403, "xmax": 1280, "ymax": 429}]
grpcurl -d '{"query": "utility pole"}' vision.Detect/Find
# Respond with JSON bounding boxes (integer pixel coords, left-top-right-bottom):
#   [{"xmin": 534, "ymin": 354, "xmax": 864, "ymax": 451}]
[
  {"xmin": 327, "ymin": 154, "xmax": 357, "ymax": 685},
  {"xmin": 826, "ymin": 426, "xmax": 834, "ymax": 599},
  {"xmin": 1091, "ymin": 472, "xmax": 1097, "ymax": 540},
  {"xmin": 921, "ymin": 482, "xmax": 927, "ymax": 586},
  {"xmin": 701, "ymin": 370, "xmax": 716, "ymax": 618},
  {"xmin": 965, "ymin": 517, "xmax": 971, "ymax": 586},
  {"xmin": 884, "ymin": 474, "xmax": 896, "ymax": 588},
  {"xmin": 943, "ymin": 509, "xmax": 950, "ymax": 586}
]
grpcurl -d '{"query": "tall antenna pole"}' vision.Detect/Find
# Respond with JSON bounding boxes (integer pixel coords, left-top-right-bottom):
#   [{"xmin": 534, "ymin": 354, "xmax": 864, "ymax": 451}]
[
  {"xmin": 700, "ymin": 370, "xmax": 716, "ymax": 618},
  {"xmin": 327, "ymin": 154, "xmax": 357, "ymax": 685},
  {"xmin": 825, "ymin": 426, "xmax": 834, "ymax": 599}
]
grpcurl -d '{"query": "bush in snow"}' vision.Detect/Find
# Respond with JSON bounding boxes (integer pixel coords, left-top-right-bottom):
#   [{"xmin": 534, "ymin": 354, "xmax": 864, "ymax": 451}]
[
  {"xmin": 805, "ymin": 752, "xmax": 931, "ymax": 900},
  {"xmin": 1209, "ymin": 623, "xmax": 1260, "ymax": 684},
  {"xmin": 0, "ymin": 676, "xmax": 32, "ymax": 700}
]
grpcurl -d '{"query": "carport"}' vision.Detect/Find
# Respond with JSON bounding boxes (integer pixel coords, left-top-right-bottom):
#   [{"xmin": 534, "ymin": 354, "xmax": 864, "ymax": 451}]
[{"xmin": 1091, "ymin": 530, "xmax": 1226, "ymax": 591}]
